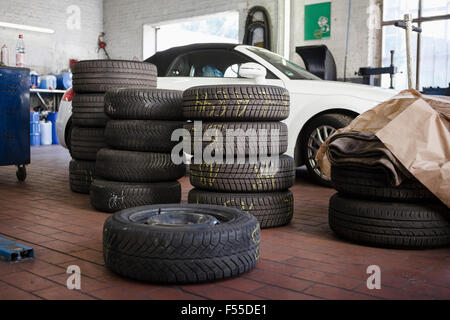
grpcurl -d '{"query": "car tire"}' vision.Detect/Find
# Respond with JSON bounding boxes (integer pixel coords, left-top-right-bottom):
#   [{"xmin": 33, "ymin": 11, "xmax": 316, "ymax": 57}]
[
  {"xmin": 301, "ymin": 113, "xmax": 354, "ymax": 186},
  {"xmin": 188, "ymin": 189, "xmax": 293, "ymax": 228},
  {"xmin": 65, "ymin": 118, "xmax": 73, "ymax": 151},
  {"xmin": 70, "ymin": 127, "xmax": 106, "ymax": 161},
  {"xmin": 184, "ymin": 121, "xmax": 288, "ymax": 156},
  {"xmin": 183, "ymin": 84, "xmax": 290, "ymax": 121},
  {"xmin": 95, "ymin": 148, "xmax": 185, "ymax": 182},
  {"xmin": 105, "ymin": 120, "xmax": 184, "ymax": 153},
  {"xmin": 72, "ymin": 94, "xmax": 109, "ymax": 127},
  {"xmin": 72, "ymin": 60, "xmax": 157, "ymax": 93},
  {"xmin": 103, "ymin": 204, "xmax": 260, "ymax": 283},
  {"xmin": 90, "ymin": 179, "xmax": 181, "ymax": 213},
  {"xmin": 69, "ymin": 159, "xmax": 95, "ymax": 194},
  {"xmin": 331, "ymin": 166, "xmax": 437, "ymax": 202},
  {"xmin": 329, "ymin": 193, "xmax": 450, "ymax": 249},
  {"xmin": 189, "ymin": 155, "xmax": 295, "ymax": 192},
  {"xmin": 105, "ymin": 88, "xmax": 184, "ymax": 120}
]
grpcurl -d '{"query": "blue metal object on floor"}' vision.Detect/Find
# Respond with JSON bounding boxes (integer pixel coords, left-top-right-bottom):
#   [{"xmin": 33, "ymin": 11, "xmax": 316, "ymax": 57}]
[
  {"xmin": 0, "ymin": 237, "xmax": 34, "ymax": 262},
  {"xmin": 0, "ymin": 66, "xmax": 30, "ymax": 181}
]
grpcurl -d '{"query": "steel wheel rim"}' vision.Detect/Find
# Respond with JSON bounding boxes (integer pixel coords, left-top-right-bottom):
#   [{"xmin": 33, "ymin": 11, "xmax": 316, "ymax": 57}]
[
  {"xmin": 128, "ymin": 206, "xmax": 233, "ymax": 227},
  {"xmin": 307, "ymin": 125, "xmax": 336, "ymax": 180},
  {"xmin": 146, "ymin": 212, "xmax": 220, "ymax": 227}
]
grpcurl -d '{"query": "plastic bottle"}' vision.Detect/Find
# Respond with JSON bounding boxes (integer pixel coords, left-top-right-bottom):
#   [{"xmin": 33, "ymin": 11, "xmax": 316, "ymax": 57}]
[
  {"xmin": 1, "ymin": 44, "xmax": 9, "ymax": 66},
  {"xmin": 16, "ymin": 34, "xmax": 25, "ymax": 67}
]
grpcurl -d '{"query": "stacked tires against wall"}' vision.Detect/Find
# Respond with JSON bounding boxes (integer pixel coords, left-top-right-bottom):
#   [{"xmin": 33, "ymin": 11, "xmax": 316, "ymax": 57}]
[
  {"xmin": 329, "ymin": 166, "xmax": 450, "ymax": 249},
  {"xmin": 89, "ymin": 87, "xmax": 186, "ymax": 212},
  {"xmin": 185, "ymin": 85, "xmax": 296, "ymax": 228}
]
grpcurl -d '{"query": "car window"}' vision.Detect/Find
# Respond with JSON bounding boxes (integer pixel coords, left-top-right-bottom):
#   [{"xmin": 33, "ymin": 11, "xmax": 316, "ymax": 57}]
[
  {"xmin": 247, "ymin": 46, "xmax": 321, "ymax": 80},
  {"xmin": 224, "ymin": 64, "xmax": 240, "ymax": 77},
  {"xmin": 166, "ymin": 49, "xmax": 277, "ymax": 79}
]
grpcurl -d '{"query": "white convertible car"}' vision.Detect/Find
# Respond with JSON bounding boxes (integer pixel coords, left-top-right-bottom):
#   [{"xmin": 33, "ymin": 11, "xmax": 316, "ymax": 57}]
[{"xmin": 56, "ymin": 43, "xmax": 396, "ymax": 185}]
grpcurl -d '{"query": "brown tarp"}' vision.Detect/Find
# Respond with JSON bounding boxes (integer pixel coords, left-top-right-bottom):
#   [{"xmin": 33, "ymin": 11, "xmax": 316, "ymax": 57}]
[{"xmin": 317, "ymin": 89, "xmax": 450, "ymax": 208}]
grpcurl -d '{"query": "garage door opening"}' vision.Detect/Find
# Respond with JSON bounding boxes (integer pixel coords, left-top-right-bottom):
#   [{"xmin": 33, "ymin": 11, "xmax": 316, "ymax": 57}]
[{"xmin": 143, "ymin": 11, "xmax": 239, "ymax": 60}]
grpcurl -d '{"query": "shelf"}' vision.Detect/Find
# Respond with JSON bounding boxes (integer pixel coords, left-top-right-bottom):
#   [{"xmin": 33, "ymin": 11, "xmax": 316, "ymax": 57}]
[{"xmin": 30, "ymin": 88, "xmax": 66, "ymax": 94}]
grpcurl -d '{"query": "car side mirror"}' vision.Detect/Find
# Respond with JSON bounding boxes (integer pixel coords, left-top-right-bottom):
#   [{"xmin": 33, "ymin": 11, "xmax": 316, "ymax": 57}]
[{"xmin": 238, "ymin": 62, "xmax": 267, "ymax": 83}]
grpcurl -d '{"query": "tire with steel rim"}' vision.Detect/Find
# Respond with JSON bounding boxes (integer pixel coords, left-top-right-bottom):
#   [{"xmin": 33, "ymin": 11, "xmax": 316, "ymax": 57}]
[
  {"xmin": 103, "ymin": 204, "xmax": 260, "ymax": 283},
  {"xmin": 301, "ymin": 113, "xmax": 354, "ymax": 186}
]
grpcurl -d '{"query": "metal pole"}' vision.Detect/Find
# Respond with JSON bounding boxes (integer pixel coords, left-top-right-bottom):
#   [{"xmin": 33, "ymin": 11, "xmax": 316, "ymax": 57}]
[
  {"xmin": 416, "ymin": 0, "xmax": 423, "ymax": 90},
  {"xmin": 404, "ymin": 13, "xmax": 414, "ymax": 89},
  {"xmin": 343, "ymin": 0, "xmax": 352, "ymax": 82},
  {"xmin": 389, "ymin": 50, "xmax": 395, "ymax": 89}
]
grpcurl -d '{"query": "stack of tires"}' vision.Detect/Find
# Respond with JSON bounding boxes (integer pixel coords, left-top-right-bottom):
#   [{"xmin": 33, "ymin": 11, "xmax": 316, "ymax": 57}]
[
  {"xmin": 185, "ymin": 85, "xmax": 296, "ymax": 228},
  {"xmin": 69, "ymin": 60, "xmax": 157, "ymax": 194},
  {"xmin": 328, "ymin": 166, "xmax": 450, "ymax": 249},
  {"xmin": 89, "ymin": 88, "xmax": 186, "ymax": 212}
]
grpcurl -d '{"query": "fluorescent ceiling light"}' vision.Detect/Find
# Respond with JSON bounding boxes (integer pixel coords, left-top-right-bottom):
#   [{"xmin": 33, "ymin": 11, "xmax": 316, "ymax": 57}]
[{"xmin": 0, "ymin": 22, "xmax": 55, "ymax": 34}]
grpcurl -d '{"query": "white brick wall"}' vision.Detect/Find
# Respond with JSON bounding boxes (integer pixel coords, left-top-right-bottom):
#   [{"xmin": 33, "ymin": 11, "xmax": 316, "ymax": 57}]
[
  {"xmin": 103, "ymin": 0, "xmax": 279, "ymax": 60},
  {"xmin": 0, "ymin": 0, "xmax": 103, "ymax": 73},
  {"xmin": 0, "ymin": 0, "xmax": 378, "ymax": 80}
]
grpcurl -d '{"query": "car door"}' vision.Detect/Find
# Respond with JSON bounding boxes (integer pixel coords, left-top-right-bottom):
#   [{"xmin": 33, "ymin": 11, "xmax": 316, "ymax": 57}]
[{"xmin": 156, "ymin": 48, "xmax": 285, "ymax": 91}]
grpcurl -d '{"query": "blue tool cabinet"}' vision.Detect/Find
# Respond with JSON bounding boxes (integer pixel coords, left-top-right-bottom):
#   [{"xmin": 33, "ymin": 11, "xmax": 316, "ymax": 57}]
[{"xmin": 0, "ymin": 66, "xmax": 30, "ymax": 181}]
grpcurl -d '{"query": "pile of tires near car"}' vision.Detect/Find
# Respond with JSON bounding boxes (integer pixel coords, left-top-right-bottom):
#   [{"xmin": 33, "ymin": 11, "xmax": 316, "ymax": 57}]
[
  {"xmin": 90, "ymin": 88, "xmax": 186, "ymax": 212},
  {"xmin": 184, "ymin": 85, "xmax": 295, "ymax": 229},
  {"xmin": 67, "ymin": 60, "xmax": 299, "ymax": 283},
  {"xmin": 328, "ymin": 164, "xmax": 450, "ymax": 250}
]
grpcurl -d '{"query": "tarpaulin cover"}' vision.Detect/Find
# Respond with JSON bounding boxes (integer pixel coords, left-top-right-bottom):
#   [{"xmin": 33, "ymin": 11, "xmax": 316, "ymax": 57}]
[{"xmin": 317, "ymin": 89, "xmax": 450, "ymax": 208}]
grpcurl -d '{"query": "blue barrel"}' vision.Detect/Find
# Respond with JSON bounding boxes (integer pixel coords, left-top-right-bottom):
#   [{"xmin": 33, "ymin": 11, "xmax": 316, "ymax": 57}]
[
  {"xmin": 52, "ymin": 72, "xmax": 72, "ymax": 90},
  {"xmin": 30, "ymin": 112, "xmax": 40, "ymax": 146},
  {"xmin": 47, "ymin": 112, "xmax": 59, "ymax": 144}
]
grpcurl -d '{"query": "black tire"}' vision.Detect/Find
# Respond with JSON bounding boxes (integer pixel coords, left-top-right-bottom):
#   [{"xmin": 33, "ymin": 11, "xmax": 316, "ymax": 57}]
[
  {"xmin": 103, "ymin": 204, "xmax": 260, "ymax": 283},
  {"xmin": 190, "ymin": 155, "xmax": 295, "ymax": 192},
  {"xmin": 185, "ymin": 122, "xmax": 288, "ymax": 156},
  {"xmin": 95, "ymin": 148, "xmax": 185, "ymax": 182},
  {"xmin": 188, "ymin": 189, "xmax": 293, "ymax": 228},
  {"xmin": 70, "ymin": 127, "xmax": 106, "ymax": 161},
  {"xmin": 72, "ymin": 94, "xmax": 109, "ymax": 127},
  {"xmin": 105, "ymin": 88, "xmax": 183, "ymax": 120},
  {"xmin": 329, "ymin": 193, "xmax": 450, "ymax": 249},
  {"xmin": 72, "ymin": 60, "xmax": 157, "ymax": 93},
  {"xmin": 105, "ymin": 120, "xmax": 184, "ymax": 153},
  {"xmin": 183, "ymin": 84, "xmax": 290, "ymax": 121},
  {"xmin": 69, "ymin": 160, "xmax": 95, "ymax": 194},
  {"xmin": 301, "ymin": 113, "xmax": 354, "ymax": 186},
  {"xmin": 65, "ymin": 118, "xmax": 73, "ymax": 151},
  {"xmin": 331, "ymin": 166, "xmax": 437, "ymax": 202},
  {"xmin": 90, "ymin": 179, "xmax": 181, "ymax": 213}
]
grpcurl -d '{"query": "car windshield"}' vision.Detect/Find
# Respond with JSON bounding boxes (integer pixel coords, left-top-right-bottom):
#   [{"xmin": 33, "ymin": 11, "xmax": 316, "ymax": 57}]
[{"xmin": 247, "ymin": 47, "xmax": 321, "ymax": 80}]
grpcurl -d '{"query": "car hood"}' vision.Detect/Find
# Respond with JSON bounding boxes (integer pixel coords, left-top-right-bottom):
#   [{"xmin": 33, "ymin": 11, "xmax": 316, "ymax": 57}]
[{"xmin": 288, "ymin": 80, "xmax": 398, "ymax": 103}]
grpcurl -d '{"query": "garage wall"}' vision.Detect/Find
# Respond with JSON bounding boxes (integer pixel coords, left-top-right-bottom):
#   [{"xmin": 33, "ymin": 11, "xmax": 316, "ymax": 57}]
[
  {"xmin": 289, "ymin": 0, "xmax": 380, "ymax": 80},
  {"xmin": 103, "ymin": 0, "xmax": 279, "ymax": 60},
  {"xmin": 0, "ymin": 0, "xmax": 104, "ymax": 74}
]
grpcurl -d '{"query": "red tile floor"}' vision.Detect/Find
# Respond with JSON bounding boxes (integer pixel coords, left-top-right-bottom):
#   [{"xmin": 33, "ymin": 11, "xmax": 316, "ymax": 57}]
[{"xmin": 0, "ymin": 145, "xmax": 449, "ymax": 300}]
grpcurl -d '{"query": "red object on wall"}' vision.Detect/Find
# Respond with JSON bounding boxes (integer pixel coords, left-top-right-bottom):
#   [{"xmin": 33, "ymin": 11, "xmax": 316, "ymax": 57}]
[{"xmin": 69, "ymin": 59, "xmax": 79, "ymax": 71}]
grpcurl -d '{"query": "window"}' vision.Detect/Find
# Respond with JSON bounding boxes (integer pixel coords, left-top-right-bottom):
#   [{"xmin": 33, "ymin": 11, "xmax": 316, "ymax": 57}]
[
  {"xmin": 382, "ymin": 0, "xmax": 450, "ymax": 90},
  {"xmin": 247, "ymin": 47, "xmax": 321, "ymax": 80},
  {"xmin": 143, "ymin": 11, "xmax": 239, "ymax": 59},
  {"xmin": 167, "ymin": 49, "xmax": 253, "ymax": 78}
]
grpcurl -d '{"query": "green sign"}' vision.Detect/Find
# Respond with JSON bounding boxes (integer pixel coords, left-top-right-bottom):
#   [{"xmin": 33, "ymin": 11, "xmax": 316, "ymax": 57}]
[{"xmin": 305, "ymin": 2, "xmax": 331, "ymax": 40}]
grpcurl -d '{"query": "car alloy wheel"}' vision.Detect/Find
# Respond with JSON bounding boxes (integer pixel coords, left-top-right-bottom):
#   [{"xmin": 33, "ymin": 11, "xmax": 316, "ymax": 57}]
[{"xmin": 307, "ymin": 125, "xmax": 336, "ymax": 181}]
